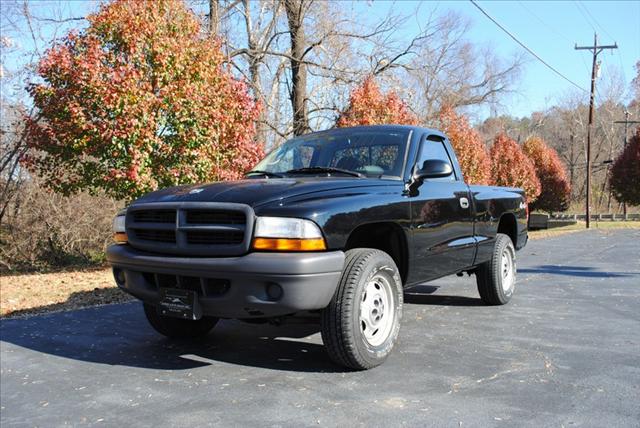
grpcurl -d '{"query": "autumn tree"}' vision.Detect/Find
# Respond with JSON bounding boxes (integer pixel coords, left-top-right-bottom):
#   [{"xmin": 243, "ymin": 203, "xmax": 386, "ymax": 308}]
[
  {"xmin": 25, "ymin": 0, "xmax": 263, "ymax": 200},
  {"xmin": 630, "ymin": 60, "xmax": 640, "ymax": 115},
  {"xmin": 438, "ymin": 105, "xmax": 490, "ymax": 184},
  {"xmin": 522, "ymin": 136, "xmax": 571, "ymax": 213},
  {"xmin": 490, "ymin": 134, "xmax": 541, "ymax": 202},
  {"xmin": 609, "ymin": 128, "xmax": 640, "ymax": 206},
  {"xmin": 336, "ymin": 77, "xmax": 418, "ymax": 127}
]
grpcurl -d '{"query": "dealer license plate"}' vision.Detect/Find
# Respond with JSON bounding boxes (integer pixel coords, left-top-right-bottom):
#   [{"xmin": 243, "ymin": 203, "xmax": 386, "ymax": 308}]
[{"xmin": 158, "ymin": 288, "xmax": 198, "ymax": 320}]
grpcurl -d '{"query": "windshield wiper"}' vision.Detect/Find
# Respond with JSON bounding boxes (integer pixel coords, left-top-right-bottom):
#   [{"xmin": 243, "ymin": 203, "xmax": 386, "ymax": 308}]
[
  {"xmin": 245, "ymin": 170, "xmax": 285, "ymax": 178},
  {"xmin": 285, "ymin": 167, "xmax": 364, "ymax": 178}
]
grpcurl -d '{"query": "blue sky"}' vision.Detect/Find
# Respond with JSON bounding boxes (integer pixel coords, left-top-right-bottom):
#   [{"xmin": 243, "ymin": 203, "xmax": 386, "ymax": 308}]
[
  {"xmin": 452, "ymin": 0, "xmax": 639, "ymax": 117},
  {"xmin": 2, "ymin": 0, "xmax": 639, "ymax": 119},
  {"xmin": 366, "ymin": 0, "xmax": 640, "ymax": 118}
]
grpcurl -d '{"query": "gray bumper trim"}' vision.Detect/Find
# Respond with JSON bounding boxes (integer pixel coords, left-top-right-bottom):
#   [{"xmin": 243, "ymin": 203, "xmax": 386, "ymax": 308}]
[{"xmin": 106, "ymin": 245, "xmax": 345, "ymax": 318}]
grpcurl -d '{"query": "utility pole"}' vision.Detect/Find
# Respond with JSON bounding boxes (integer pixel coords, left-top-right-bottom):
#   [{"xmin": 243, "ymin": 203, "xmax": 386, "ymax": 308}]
[
  {"xmin": 614, "ymin": 111, "xmax": 640, "ymax": 146},
  {"xmin": 613, "ymin": 111, "xmax": 640, "ymax": 216},
  {"xmin": 575, "ymin": 34, "xmax": 618, "ymax": 228}
]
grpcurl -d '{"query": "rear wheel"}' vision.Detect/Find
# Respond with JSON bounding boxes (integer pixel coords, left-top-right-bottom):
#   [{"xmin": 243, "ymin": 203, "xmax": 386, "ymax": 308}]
[
  {"xmin": 143, "ymin": 303, "xmax": 218, "ymax": 338},
  {"xmin": 476, "ymin": 233, "xmax": 516, "ymax": 305},
  {"xmin": 321, "ymin": 248, "xmax": 403, "ymax": 370}
]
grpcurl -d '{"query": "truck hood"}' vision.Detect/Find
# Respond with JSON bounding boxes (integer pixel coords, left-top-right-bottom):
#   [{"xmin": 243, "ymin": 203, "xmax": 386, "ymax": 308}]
[{"xmin": 131, "ymin": 177, "xmax": 399, "ymax": 208}]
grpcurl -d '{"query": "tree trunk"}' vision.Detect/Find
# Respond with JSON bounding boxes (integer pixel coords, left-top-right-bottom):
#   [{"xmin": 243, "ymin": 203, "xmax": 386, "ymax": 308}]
[
  {"xmin": 209, "ymin": 0, "xmax": 219, "ymax": 36},
  {"xmin": 249, "ymin": 58, "xmax": 268, "ymax": 144},
  {"xmin": 284, "ymin": 0, "xmax": 309, "ymax": 136}
]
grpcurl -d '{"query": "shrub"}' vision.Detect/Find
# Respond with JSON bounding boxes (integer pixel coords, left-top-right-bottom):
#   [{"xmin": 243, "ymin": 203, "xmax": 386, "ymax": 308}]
[
  {"xmin": 490, "ymin": 133, "xmax": 541, "ymax": 202},
  {"xmin": 336, "ymin": 76, "xmax": 419, "ymax": 127},
  {"xmin": 0, "ymin": 180, "xmax": 120, "ymax": 272},
  {"xmin": 438, "ymin": 106, "xmax": 491, "ymax": 184},
  {"xmin": 25, "ymin": 0, "xmax": 263, "ymax": 201},
  {"xmin": 523, "ymin": 136, "xmax": 571, "ymax": 213},
  {"xmin": 609, "ymin": 128, "xmax": 640, "ymax": 206}
]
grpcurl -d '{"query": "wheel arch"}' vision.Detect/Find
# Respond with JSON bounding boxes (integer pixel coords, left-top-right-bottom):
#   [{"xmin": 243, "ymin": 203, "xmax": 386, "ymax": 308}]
[
  {"xmin": 497, "ymin": 213, "xmax": 518, "ymax": 247},
  {"xmin": 344, "ymin": 222, "xmax": 409, "ymax": 285}
]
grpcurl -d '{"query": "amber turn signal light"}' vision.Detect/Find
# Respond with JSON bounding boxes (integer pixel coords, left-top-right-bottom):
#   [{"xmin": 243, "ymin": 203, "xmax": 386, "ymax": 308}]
[
  {"xmin": 252, "ymin": 237, "xmax": 326, "ymax": 251},
  {"xmin": 113, "ymin": 232, "xmax": 128, "ymax": 244}
]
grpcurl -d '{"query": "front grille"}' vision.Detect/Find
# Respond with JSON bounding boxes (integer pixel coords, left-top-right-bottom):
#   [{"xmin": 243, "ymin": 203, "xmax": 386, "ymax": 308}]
[
  {"xmin": 132, "ymin": 229, "xmax": 176, "ymax": 243},
  {"xmin": 133, "ymin": 210, "xmax": 176, "ymax": 223},
  {"xmin": 125, "ymin": 202, "xmax": 253, "ymax": 256},
  {"xmin": 186, "ymin": 210, "xmax": 245, "ymax": 225},
  {"xmin": 186, "ymin": 230, "xmax": 244, "ymax": 245}
]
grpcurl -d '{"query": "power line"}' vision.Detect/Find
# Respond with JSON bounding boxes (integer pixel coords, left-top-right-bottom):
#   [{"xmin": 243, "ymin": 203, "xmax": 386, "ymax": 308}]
[
  {"xmin": 469, "ymin": 0, "xmax": 588, "ymax": 93},
  {"xmin": 573, "ymin": 1, "xmax": 598, "ymax": 33},
  {"xmin": 516, "ymin": 1, "xmax": 592, "ymax": 77},
  {"xmin": 577, "ymin": 1, "xmax": 616, "ymax": 42},
  {"xmin": 517, "ymin": 1, "xmax": 571, "ymax": 44},
  {"xmin": 577, "ymin": 1, "xmax": 627, "ymax": 84}
]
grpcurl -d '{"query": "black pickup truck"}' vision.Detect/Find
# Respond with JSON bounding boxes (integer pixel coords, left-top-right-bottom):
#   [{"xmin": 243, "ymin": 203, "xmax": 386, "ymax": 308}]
[{"xmin": 107, "ymin": 125, "xmax": 528, "ymax": 370}]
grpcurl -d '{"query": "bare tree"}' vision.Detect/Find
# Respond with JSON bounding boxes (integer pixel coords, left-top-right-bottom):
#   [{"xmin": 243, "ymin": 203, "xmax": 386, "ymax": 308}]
[
  {"xmin": 283, "ymin": 0, "xmax": 310, "ymax": 135},
  {"xmin": 398, "ymin": 11, "xmax": 525, "ymax": 123}
]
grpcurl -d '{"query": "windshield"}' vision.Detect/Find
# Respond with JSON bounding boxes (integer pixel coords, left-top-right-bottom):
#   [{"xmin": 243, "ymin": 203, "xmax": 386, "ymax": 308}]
[{"xmin": 251, "ymin": 129, "xmax": 411, "ymax": 178}]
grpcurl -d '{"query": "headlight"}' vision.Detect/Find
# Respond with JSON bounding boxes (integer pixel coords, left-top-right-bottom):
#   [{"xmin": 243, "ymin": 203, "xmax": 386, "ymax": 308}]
[
  {"xmin": 112, "ymin": 209, "xmax": 128, "ymax": 244},
  {"xmin": 252, "ymin": 217, "xmax": 326, "ymax": 251}
]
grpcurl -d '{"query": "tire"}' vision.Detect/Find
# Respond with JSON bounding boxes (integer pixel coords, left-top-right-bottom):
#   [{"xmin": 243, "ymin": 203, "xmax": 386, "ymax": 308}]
[
  {"xmin": 476, "ymin": 233, "xmax": 517, "ymax": 305},
  {"xmin": 143, "ymin": 303, "xmax": 218, "ymax": 338},
  {"xmin": 321, "ymin": 248, "xmax": 403, "ymax": 370}
]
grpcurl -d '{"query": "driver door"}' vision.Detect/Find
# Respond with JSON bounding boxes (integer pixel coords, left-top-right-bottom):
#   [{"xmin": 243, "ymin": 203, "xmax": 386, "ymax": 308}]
[{"xmin": 408, "ymin": 135, "xmax": 475, "ymax": 284}]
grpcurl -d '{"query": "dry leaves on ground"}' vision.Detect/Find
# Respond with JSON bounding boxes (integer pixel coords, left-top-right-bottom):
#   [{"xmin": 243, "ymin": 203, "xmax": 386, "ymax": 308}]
[{"xmin": 0, "ymin": 268, "xmax": 132, "ymax": 318}]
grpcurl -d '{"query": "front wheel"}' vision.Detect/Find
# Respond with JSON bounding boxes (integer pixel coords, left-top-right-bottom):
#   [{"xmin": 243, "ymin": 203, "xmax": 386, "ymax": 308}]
[
  {"xmin": 321, "ymin": 248, "xmax": 403, "ymax": 370},
  {"xmin": 476, "ymin": 233, "xmax": 517, "ymax": 305},
  {"xmin": 143, "ymin": 303, "xmax": 218, "ymax": 338}
]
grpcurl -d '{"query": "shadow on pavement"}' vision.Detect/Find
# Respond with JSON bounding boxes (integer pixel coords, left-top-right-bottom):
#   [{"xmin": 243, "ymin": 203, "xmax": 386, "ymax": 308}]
[
  {"xmin": 403, "ymin": 284, "xmax": 485, "ymax": 306},
  {"xmin": 519, "ymin": 265, "xmax": 639, "ymax": 278},
  {"xmin": 0, "ymin": 302, "xmax": 345, "ymax": 373}
]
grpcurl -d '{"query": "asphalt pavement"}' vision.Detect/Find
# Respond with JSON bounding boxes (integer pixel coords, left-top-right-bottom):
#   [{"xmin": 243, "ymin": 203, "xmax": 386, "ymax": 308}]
[{"xmin": 1, "ymin": 229, "xmax": 639, "ymax": 427}]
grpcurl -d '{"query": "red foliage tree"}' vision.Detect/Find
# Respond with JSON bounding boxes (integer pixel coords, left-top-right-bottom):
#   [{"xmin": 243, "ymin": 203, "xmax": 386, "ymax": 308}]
[
  {"xmin": 523, "ymin": 136, "xmax": 571, "ymax": 213},
  {"xmin": 609, "ymin": 128, "xmax": 640, "ymax": 206},
  {"xmin": 336, "ymin": 77, "xmax": 419, "ymax": 127},
  {"xmin": 438, "ymin": 106, "xmax": 491, "ymax": 184},
  {"xmin": 490, "ymin": 134, "xmax": 541, "ymax": 202},
  {"xmin": 24, "ymin": 0, "xmax": 263, "ymax": 200}
]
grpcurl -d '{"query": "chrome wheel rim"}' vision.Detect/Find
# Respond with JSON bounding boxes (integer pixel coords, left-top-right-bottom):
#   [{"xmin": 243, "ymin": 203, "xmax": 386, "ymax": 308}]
[
  {"xmin": 359, "ymin": 272, "xmax": 395, "ymax": 347},
  {"xmin": 501, "ymin": 247, "xmax": 515, "ymax": 292}
]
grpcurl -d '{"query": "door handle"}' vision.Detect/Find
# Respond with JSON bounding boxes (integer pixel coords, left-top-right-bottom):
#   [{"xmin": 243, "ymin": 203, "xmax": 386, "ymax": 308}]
[{"xmin": 459, "ymin": 197, "xmax": 469, "ymax": 209}]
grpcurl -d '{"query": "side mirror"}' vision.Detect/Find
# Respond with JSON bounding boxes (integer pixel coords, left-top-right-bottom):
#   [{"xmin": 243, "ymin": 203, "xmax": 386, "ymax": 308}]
[{"xmin": 413, "ymin": 159, "xmax": 453, "ymax": 181}]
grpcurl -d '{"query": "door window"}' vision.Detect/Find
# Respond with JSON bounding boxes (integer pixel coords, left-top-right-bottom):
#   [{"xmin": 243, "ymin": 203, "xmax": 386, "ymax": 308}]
[{"xmin": 415, "ymin": 137, "xmax": 455, "ymax": 181}]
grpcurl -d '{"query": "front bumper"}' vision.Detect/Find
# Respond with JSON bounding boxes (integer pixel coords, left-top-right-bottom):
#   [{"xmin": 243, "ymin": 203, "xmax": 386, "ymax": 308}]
[{"xmin": 106, "ymin": 245, "xmax": 345, "ymax": 318}]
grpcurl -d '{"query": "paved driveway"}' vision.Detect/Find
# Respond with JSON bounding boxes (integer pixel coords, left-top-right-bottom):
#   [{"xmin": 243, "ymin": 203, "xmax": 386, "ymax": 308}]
[{"xmin": 2, "ymin": 229, "xmax": 639, "ymax": 427}]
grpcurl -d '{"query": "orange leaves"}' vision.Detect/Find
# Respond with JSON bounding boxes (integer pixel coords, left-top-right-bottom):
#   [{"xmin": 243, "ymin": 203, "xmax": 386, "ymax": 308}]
[
  {"xmin": 336, "ymin": 77, "xmax": 418, "ymax": 128},
  {"xmin": 523, "ymin": 136, "xmax": 571, "ymax": 213},
  {"xmin": 438, "ymin": 106, "xmax": 491, "ymax": 185},
  {"xmin": 490, "ymin": 134, "xmax": 541, "ymax": 203},
  {"xmin": 609, "ymin": 128, "xmax": 640, "ymax": 205},
  {"xmin": 26, "ymin": 0, "xmax": 263, "ymax": 200}
]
